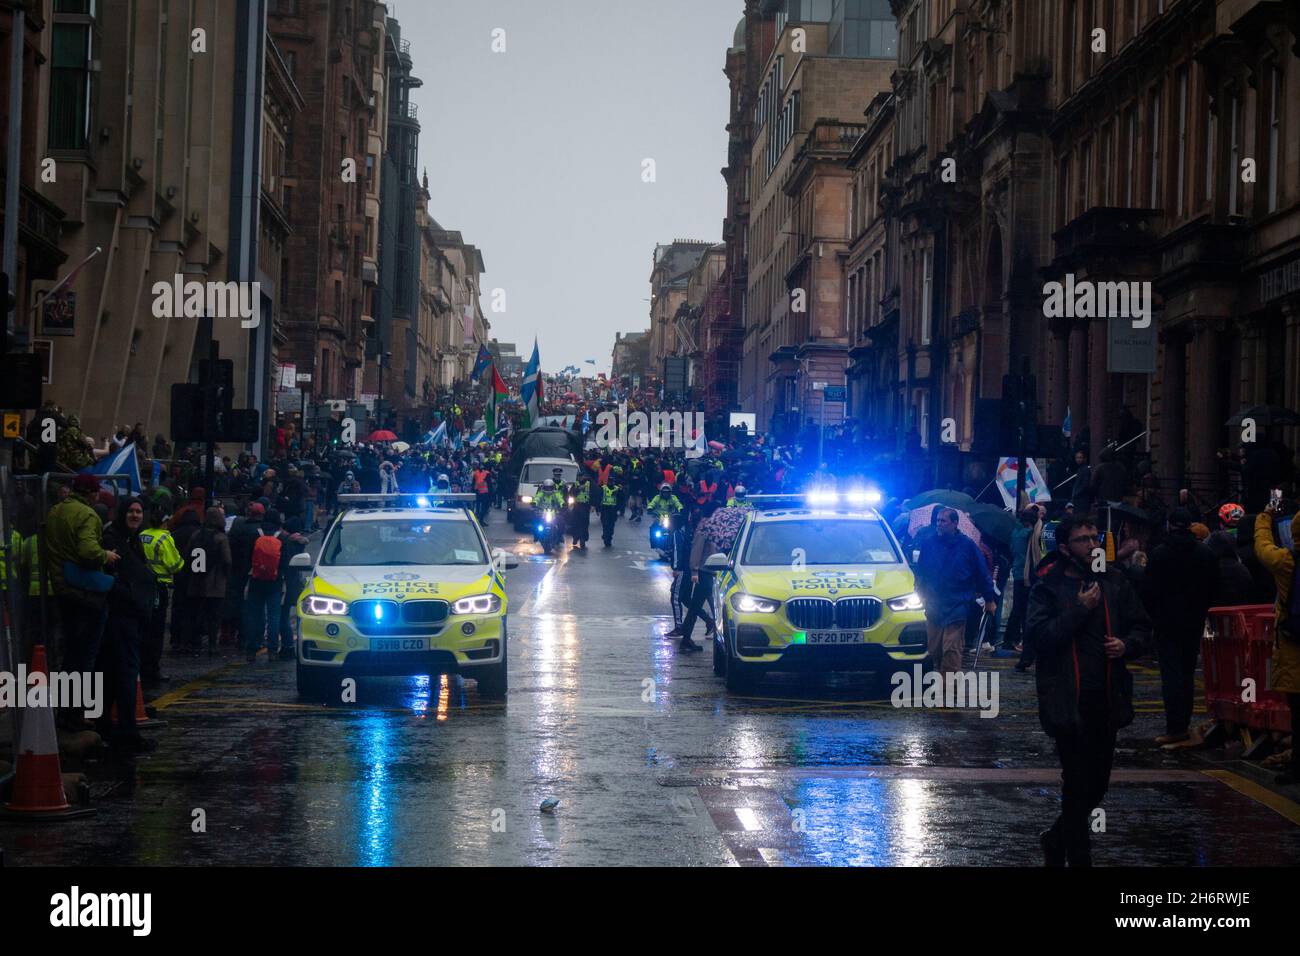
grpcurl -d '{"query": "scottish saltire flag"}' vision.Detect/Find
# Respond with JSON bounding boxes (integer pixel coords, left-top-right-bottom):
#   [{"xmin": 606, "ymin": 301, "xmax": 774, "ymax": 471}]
[
  {"xmin": 85, "ymin": 442, "xmax": 142, "ymax": 494},
  {"xmin": 150, "ymin": 459, "xmax": 162, "ymax": 488},
  {"xmin": 1062, "ymin": 406, "xmax": 1072, "ymax": 439},
  {"xmin": 471, "ymin": 343, "xmax": 492, "ymax": 383},
  {"xmin": 428, "ymin": 421, "xmax": 447, "ymax": 446},
  {"xmin": 521, "ymin": 339, "xmax": 542, "ymax": 428},
  {"xmin": 451, "ymin": 430, "xmax": 463, "ymax": 450},
  {"xmin": 468, "ymin": 429, "xmax": 488, "ymax": 445},
  {"xmin": 584, "ymin": 358, "xmax": 596, "ymax": 365},
  {"xmin": 581, "ymin": 409, "xmax": 592, "ymax": 433}
]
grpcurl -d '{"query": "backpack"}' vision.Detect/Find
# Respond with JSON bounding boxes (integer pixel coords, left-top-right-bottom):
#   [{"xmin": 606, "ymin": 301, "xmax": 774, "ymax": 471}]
[{"xmin": 251, "ymin": 531, "xmax": 283, "ymax": 581}]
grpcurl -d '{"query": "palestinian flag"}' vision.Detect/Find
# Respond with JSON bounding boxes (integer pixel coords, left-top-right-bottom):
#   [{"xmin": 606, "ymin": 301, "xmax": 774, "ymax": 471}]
[{"xmin": 487, "ymin": 365, "xmax": 509, "ymax": 438}]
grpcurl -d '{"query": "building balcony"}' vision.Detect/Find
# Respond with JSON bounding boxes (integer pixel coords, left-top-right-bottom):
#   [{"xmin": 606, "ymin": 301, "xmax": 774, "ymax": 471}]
[
  {"xmin": 362, "ymin": 260, "xmax": 379, "ymax": 286},
  {"xmin": 1050, "ymin": 205, "xmax": 1161, "ymax": 272},
  {"xmin": 0, "ymin": 179, "xmax": 68, "ymax": 280}
]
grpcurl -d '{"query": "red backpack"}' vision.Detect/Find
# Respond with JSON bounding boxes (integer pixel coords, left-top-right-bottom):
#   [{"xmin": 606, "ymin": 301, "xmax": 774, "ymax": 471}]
[{"xmin": 251, "ymin": 531, "xmax": 283, "ymax": 581}]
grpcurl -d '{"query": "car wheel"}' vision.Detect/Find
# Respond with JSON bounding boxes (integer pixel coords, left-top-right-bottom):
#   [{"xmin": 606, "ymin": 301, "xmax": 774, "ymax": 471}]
[
  {"xmin": 476, "ymin": 626, "xmax": 508, "ymax": 699},
  {"xmin": 296, "ymin": 659, "xmax": 336, "ymax": 703},
  {"xmin": 712, "ymin": 630, "xmax": 726, "ymax": 676},
  {"xmin": 725, "ymin": 654, "xmax": 759, "ymax": 692}
]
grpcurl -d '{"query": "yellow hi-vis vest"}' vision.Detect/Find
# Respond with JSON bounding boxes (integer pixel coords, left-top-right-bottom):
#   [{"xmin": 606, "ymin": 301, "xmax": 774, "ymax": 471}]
[{"xmin": 140, "ymin": 526, "xmax": 184, "ymax": 585}]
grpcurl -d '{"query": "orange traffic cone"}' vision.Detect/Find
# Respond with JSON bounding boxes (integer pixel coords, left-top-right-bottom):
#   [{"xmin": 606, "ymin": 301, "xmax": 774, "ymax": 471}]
[
  {"xmin": 0, "ymin": 645, "xmax": 94, "ymax": 820},
  {"xmin": 110, "ymin": 677, "xmax": 167, "ymax": 730}
]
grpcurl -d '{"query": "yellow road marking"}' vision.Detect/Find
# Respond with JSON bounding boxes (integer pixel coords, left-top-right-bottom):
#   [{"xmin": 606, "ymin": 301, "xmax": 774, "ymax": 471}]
[
  {"xmin": 150, "ymin": 662, "xmax": 244, "ymax": 711},
  {"xmin": 1202, "ymin": 769, "xmax": 1300, "ymax": 826}
]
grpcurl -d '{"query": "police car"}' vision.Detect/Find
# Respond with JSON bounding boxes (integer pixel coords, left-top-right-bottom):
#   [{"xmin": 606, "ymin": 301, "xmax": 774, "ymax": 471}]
[
  {"xmin": 290, "ymin": 494, "xmax": 518, "ymax": 701},
  {"xmin": 706, "ymin": 491, "xmax": 928, "ymax": 692}
]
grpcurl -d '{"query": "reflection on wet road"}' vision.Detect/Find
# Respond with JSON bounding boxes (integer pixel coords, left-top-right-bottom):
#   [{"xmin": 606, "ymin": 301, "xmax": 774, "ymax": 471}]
[{"xmin": 4, "ymin": 514, "xmax": 1298, "ymax": 866}]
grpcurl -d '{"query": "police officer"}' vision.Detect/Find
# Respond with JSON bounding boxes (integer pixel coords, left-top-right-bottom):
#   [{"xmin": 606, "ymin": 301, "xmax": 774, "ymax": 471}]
[
  {"xmin": 726, "ymin": 485, "xmax": 753, "ymax": 510},
  {"xmin": 140, "ymin": 503, "xmax": 184, "ymax": 686},
  {"xmin": 599, "ymin": 473, "xmax": 621, "ymax": 548},
  {"xmin": 568, "ymin": 469, "xmax": 593, "ymax": 551},
  {"xmin": 647, "ymin": 483, "xmax": 684, "ymax": 520}
]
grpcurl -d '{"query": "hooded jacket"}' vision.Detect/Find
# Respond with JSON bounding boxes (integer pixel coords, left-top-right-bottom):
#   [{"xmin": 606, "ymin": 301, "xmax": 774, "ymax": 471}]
[
  {"xmin": 1026, "ymin": 550, "xmax": 1152, "ymax": 737},
  {"xmin": 1142, "ymin": 528, "xmax": 1218, "ymax": 636}
]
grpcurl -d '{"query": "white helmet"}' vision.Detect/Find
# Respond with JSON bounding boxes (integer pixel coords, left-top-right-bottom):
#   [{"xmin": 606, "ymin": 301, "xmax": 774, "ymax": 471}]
[
  {"xmin": 734, "ymin": 485, "xmax": 747, "ymax": 497},
  {"xmin": 542, "ymin": 479, "xmax": 556, "ymax": 490}
]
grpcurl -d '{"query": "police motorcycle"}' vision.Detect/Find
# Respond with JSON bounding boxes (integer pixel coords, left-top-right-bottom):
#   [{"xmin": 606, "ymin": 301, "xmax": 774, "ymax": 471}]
[{"xmin": 532, "ymin": 479, "xmax": 565, "ymax": 555}]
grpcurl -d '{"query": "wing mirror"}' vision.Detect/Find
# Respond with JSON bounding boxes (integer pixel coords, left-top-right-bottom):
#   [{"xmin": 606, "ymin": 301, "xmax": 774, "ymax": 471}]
[
  {"xmin": 703, "ymin": 552, "xmax": 731, "ymax": 571},
  {"xmin": 289, "ymin": 552, "xmax": 313, "ymax": 569},
  {"xmin": 493, "ymin": 548, "xmax": 520, "ymax": 571}
]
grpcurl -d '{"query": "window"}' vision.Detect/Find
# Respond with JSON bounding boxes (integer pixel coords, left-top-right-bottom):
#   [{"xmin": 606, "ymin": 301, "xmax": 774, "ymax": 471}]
[
  {"xmin": 1058, "ymin": 154, "xmax": 1072, "ymax": 225},
  {"xmin": 1125, "ymin": 105, "xmax": 1137, "ymax": 206},
  {"xmin": 1227, "ymin": 90, "xmax": 1241, "ymax": 215},
  {"xmin": 1147, "ymin": 88, "xmax": 1161, "ymax": 208},
  {"xmin": 1175, "ymin": 66, "xmax": 1188, "ymax": 217},
  {"xmin": 1203, "ymin": 73, "xmax": 1216, "ymax": 206},
  {"xmin": 49, "ymin": 14, "xmax": 95, "ymax": 150},
  {"xmin": 920, "ymin": 248, "xmax": 932, "ymax": 346},
  {"xmin": 1079, "ymin": 139, "xmax": 1092, "ymax": 210},
  {"xmin": 1099, "ymin": 122, "xmax": 1113, "ymax": 204},
  {"xmin": 1266, "ymin": 64, "xmax": 1281, "ymax": 213},
  {"xmin": 280, "ymin": 259, "xmax": 290, "ymax": 308}
]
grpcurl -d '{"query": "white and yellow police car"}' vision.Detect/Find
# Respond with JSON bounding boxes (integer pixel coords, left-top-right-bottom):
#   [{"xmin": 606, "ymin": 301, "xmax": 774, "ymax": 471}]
[
  {"xmin": 705, "ymin": 491, "xmax": 928, "ymax": 692},
  {"xmin": 290, "ymin": 494, "xmax": 518, "ymax": 701}
]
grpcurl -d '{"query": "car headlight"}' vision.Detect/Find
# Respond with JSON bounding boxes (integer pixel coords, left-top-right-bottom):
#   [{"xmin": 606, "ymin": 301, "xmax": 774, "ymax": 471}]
[
  {"xmin": 519, "ymin": 494, "xmax": 533, "ymax": 504},
  {"xmin": 731, "ymin": 592, "xmax": 781, "ymax": 614},
  {"xmin": 887, "ymin": 592, "xmax": 924, "ymax": 612},
  {"xmin": 302, "ymin": 594, "xmax": 349, "ymax": 616},
  {"xmin": 452, "ymin": 593, "xmax": 502, "ymax": 615}
]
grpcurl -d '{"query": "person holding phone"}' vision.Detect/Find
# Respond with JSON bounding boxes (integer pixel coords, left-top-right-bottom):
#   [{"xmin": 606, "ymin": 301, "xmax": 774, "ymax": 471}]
[
  {"xmin": 1254, "ymin": 496, "xmax": 1299, "ymax": 785},
  {"xmin": 1026, "ymin": 514, "xmax": 1152, "ymax": 866}
]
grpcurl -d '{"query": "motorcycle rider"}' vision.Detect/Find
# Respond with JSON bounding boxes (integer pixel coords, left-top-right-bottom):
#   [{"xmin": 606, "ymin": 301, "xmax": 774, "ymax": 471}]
[
  {"xmin": 533, "ymin": 478, "xmax": 566, "ymax": 549},
  {"xmin": 726, "ymin": 485, "xmax": 752, "ymax": 510}
]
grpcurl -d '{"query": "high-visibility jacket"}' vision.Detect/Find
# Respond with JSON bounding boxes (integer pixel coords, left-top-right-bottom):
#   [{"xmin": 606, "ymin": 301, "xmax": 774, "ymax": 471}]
[
  {"xmin": 534, "ymin": 490, "xmax": 565, "ymax": 512},
  {"xmin": 647, "ymin": 493, "xmax": 683, "ymax": 517},
  {"xmin": 473, "ymin": 469, "xmax": 490, "ymax": 494},
  {"xmin": 19, "ymin": 532, "xmax": 42, "ymax": 596},
  {"xmin": 573, "ymin": 480, "xmax": 592, "ymax": 505},
  {"xmin": 697, "ymin": 480, "xmax": 718, "ymax": 505},
  {"xmin": 0, "ymin": 529, "xmax": 18, "ymax": 590},
  {"xmin": 140, "ymin": 526, "xmax": 184, "ymax": 586},
  {"xmin": 726, "ymin": 498, "xmax": 753, "ymax": 510},
  {"xmin": 600, "ymin": 483, "xmax": 619, "ymax": 507}
]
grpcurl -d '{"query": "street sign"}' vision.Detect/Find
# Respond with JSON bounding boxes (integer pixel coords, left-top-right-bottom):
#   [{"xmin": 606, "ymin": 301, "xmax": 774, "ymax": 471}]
[
  {"xmin": 824, "ymin": 386, "xmax": 847, "ymax": 403},
  {"xmin": 812, "ymin": 381, "xmax": 826, "ymax": 391},
  {"xmin": 3, "ymin": 412, "xmax": 21, "ymax": 438},
  {"xmin": 296, "ymin": 372, "xmax": 313, "ymax": 383}
]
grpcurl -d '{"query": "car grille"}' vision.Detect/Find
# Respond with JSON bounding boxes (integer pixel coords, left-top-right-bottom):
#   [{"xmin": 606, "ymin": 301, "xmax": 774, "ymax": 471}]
[
  {"xmin": 350, "ymin": 599, "xmax": 450, "ymax": 634},
  {"xmin": 785, "ymin": 597, "xmax": 882, "ymax": 630},
  {"xmin": 785, "ymin": 598, "xmax": 835, "ymax": 630},
  {"xmin": 834, "ymin": 597, "xmax": 882, "ymax": 629}
]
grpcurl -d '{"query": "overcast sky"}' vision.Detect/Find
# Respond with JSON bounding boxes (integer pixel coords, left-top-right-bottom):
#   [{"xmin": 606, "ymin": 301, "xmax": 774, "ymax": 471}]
[{"xmin": 394, "ymin": 0, "xmax": 739, "ymax": 376}]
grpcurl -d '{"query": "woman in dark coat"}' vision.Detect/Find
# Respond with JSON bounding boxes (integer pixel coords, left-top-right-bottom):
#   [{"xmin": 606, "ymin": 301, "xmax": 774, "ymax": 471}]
[
  {"xmin": 98, "ymin": 497, "xmax": 157, "ymax": 753},
  {"xmin": 187, "ymin": 506, "xmax": 232, "ymax": 656}
]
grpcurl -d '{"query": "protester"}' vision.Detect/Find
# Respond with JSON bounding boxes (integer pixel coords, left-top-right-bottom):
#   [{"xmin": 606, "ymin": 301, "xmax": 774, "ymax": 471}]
[
  {"xmin": 1142, "ymin": 508, "xmax": 1218, "ymax": 747},
  {"xmin": 1026, "ymin": 514, "xmax": 1153, "ymax": 866},
  {"xmin": 1253, "ymin": 503, "xmax": 1299, "ymax": 785},
  {"xmin": 187, "ymin": 506, "xmax": 231, "ymax": 656},
  {"xmin": 99, "ymin": 497, "xmax": 157, "ymax": 754},
  {"xmin": 913, "ymin": 507, "xmax": 997, "ymax": 675}
]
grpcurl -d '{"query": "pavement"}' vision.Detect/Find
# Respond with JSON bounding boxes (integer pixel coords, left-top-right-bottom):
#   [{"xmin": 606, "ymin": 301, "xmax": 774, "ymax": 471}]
[{"xmin": 2, "ymin": 506, "xmax": 1298, "ymax": 866}]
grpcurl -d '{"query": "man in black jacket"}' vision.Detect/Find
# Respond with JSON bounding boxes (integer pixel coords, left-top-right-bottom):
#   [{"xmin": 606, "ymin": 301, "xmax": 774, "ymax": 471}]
[
  {"xmin": 1142, "ymin": 507, "xmax": 1219, "ymax": 746},
  {"xmin": 1026, "ymin": 514, "xmax": 1153, "ymax": 867}
]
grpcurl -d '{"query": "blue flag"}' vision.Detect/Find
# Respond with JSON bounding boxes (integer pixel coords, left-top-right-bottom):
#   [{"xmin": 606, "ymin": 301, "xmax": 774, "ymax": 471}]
[
  {"xmin": 521, "ymin": 339, "xmax": 542, "ymax": 428},
  {"xmin": 85, "ymin": 442, "xmax": 142, "ymax": 494},
  {"xmin": 471, "ymin": 343, "xmax": 492, "ymax": 383}
]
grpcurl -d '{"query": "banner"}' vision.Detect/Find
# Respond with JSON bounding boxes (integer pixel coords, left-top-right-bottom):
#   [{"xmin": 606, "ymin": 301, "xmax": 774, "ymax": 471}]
[{"xmin": 995, "ymin": 457, "xmax": 1052, "ymax": 509}]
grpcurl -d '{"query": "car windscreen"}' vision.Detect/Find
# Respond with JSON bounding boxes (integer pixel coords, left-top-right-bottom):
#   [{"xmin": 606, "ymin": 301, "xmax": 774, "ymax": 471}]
[
  {"xmin": 523, "ymin": 463, "xmax": 577, "ymax": 483},
  {"xmin": 320, "ymin": 519, "xmax": 487, "ymax": 567},
  {"xmin": 741, "ymin": 519, "xmax": 899, "ymax": 566}
]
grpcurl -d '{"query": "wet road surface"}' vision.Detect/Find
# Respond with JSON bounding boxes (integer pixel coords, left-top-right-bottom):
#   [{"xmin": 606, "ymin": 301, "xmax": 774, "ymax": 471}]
[{"xmin": 4, "ymin": 509, "xmax": 1299, "ymax": 866}]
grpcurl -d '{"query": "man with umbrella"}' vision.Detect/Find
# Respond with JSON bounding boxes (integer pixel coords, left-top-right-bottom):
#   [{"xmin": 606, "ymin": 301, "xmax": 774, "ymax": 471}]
[{"xmin": 914, "ymin": 507, "xmax": 998, "ymax": 676}]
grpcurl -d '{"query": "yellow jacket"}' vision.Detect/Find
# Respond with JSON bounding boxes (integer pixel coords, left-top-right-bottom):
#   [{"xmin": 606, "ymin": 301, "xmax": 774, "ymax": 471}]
[{"xmin": 1254, "ymin": 513, "xmax": 1299, "ymax": 694}]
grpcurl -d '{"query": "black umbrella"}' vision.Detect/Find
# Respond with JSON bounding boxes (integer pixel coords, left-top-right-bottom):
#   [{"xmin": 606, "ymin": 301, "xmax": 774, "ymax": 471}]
[
  {"xmin": 966, "ymin": 503, "xmax": 1017, "ymax": 545},
  {"xmin": 1108, "ymin": 502, "xmax": 1152, "ymax": 526},
  {"xmin": 1225, "ymin": 404, "xmax": 1300, "ymax": 427}
]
